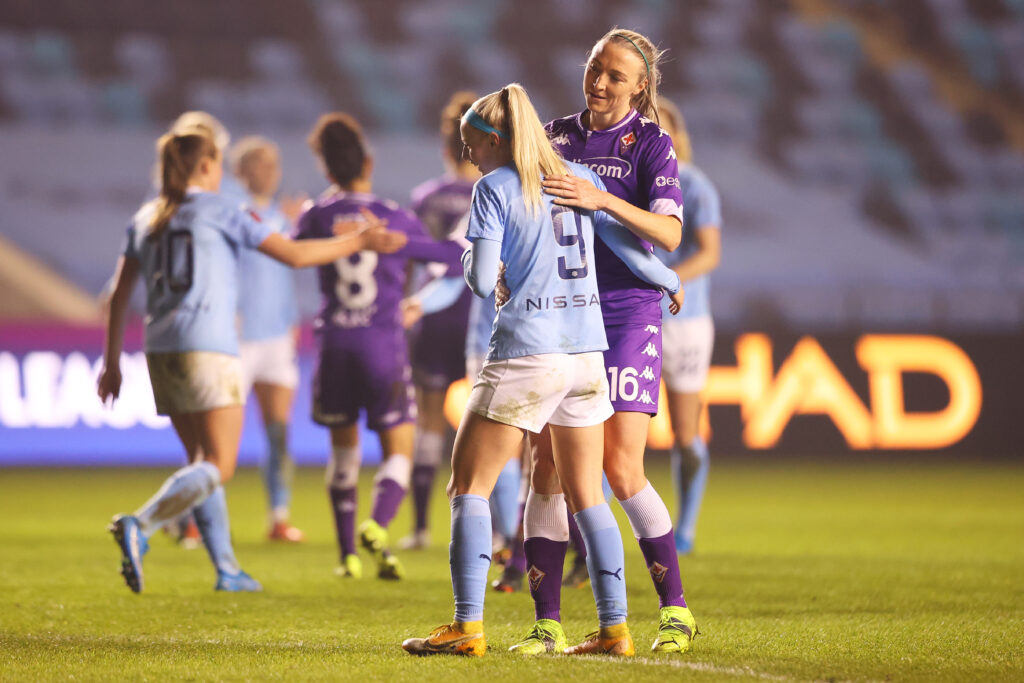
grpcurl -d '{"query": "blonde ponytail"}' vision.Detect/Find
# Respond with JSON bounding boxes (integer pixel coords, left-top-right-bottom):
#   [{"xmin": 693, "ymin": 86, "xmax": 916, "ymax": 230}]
[
  {"xmin": 150, "ymin": 129, "xmax": 218, "ymax": 235},
  {"xmin": 470, "ymin": 83, "xmax": 567, "ymax": 214}
]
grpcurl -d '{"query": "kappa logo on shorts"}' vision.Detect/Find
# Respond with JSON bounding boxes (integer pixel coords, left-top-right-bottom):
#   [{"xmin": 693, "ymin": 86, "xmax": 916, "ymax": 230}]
[
  {"xmin": 643, "ymin": 342, "xmax": 659, "ymax": 358},
  {"xmin": 645, "ymin": 325, "xmax": 659, "ymax": 334},
  {"xmin": 640, "ymin": 366, "xmax": 655, "ymax": 381},
  {"xmin": 639, "ymin": 390, "xmax": 654, "ymax": 405},
  {"xmin": 527, "ymin": 565, "xmax": 546, "ymax": 591},
  {"xmin": 648, "ymin": 561, "xmax": 668, "ymax": 584}
]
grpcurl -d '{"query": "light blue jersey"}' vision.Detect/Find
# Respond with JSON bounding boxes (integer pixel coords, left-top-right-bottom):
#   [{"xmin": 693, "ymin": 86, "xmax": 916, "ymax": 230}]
[
  {"xmin": 237, "ymin": 201, "xmax": 298, "ymax": 341},
  {"xmin": 465, "ymin": 162, "xmax": 679, "ymax": 361},
  {"xmin": 124, "ymin": 189, "xmax": 273, "ymax": 355},
  {"xmin": 657, "ymin": 163, "xmax": 722, "ymax": 319}
]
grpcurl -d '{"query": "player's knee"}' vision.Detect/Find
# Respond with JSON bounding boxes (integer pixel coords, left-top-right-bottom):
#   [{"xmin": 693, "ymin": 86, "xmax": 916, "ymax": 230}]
[{"xmin": 604, "ymin": 459, "xmax": 645, "ymax": 500}]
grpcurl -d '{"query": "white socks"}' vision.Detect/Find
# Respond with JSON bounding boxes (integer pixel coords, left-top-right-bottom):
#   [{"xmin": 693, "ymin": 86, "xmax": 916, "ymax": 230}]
[
  {"xmin": 326, "ymin": 445, "xmax": 360, "ymax": 489},
  {"xmin": 617, "ymin": 481, "xmax": 673, "ymax": 539},
  {"xmin": 524, "ymin": 490, "xmax": 570, "ymax": 542},
  {"xmin": 412, "ymin": 430, "xmax": 445, "ymax": 468}
]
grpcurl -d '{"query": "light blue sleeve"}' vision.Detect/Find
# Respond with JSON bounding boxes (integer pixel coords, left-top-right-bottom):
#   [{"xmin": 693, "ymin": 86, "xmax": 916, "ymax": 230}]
[
  {"xmin": 414, "ymin": 276, "xmax": 466, "ymax": 315},
  {"xmin": 692, "ymin": 174, "xmax": 722, "ymax": 228},
  {"xmin": 225, "ymin": 204, "xmax": 274, "ymax": 249},
  {"xmin": 465, "ymin": 179, "xmax": 506, "ymax": 242},
  {"xmin": 462, "ymin": 238, "xmax": 501, "ymax": 298},
  {"xmin": 594, "ymin": 216, "xmax": 681, "ymax": 294}
]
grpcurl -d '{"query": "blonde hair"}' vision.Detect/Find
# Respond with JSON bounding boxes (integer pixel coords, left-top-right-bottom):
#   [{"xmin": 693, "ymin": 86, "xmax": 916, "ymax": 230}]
[
  {"xmin": 149, "ymin": 127, "xmax": 218, "ymax": 235},
  {"xmin": 470, "ymin": 83, "xmax": 568, "ymax": 213},
  {"xmin": 229, "ymin": 135, "xmax": 278, "ymax": 176},
  {"xmin": 594, "ymin": 28, "xmax": 666, "ymax": 124},
  {"xmin": 658, "ymin": 99, "xmax": 693, "ymax": 163},
  {"xmin": 170, "ymin": 111, "xmax": 230, "ymax": 152}
]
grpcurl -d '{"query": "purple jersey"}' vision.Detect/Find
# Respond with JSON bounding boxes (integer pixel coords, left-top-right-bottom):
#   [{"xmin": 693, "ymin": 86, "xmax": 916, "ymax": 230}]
[
  {"xmin": 410, "ymin": 174, "xmax": 475, "ymax": 241},
  {"xmin": 294, "ymin": 189, "xmax": 462, "ymax": 348},
  {"xmin": 409, "ymin": 174, "xmax": 475, "ymax": 388},
  {"xmin": 546, "ymin": 109, "xmax": 683, "ymax": 325}
]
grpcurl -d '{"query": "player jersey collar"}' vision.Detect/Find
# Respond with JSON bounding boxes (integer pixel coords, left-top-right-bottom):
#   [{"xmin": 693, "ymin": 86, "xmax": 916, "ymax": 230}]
[
  {"xmin": 322, "ymin": 185, "xmax": 377, "ymax": 203},
  {"xmin": 575, "ymin": 109, "xmax": 639, "ymax": 136}
]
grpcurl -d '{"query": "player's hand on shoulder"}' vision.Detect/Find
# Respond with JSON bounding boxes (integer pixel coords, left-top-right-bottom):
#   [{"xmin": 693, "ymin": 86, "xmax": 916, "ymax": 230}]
[
  {"xmin": 363, "ymin": 225, "xmax": 407, "ymax": 253},
  {"xmin": 495, "ymin": 261, "xmax": 510, "ymax": 309},
  {"xmin": 400, "ymin": 297, "xmax": 423, "ymax": 329},
  {"xmin": 542, "ymin": 174, "xmax": 606, "ymax": 211},
  {"xmin": 668, "ymin": 288, "xmax": 685, "ymax": 315},
  {"xmin": 97, "ymin": 365, "xmax": 122, "ymax": 406}
]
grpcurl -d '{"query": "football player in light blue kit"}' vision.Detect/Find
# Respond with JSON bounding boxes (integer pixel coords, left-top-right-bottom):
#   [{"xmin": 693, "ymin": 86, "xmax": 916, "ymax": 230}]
[
  {"xmin": 655, "ymin": 102, "xmax": 722, "ymax": 555},
  {"xmin": 402, "ymin": 84, "xmax": 683, "ymax": 657},
  {"xmin": 99, "ymin": 125, "xmax": 407, "ymax": 594},
  {"xmin": 232, "ymin": 136, "xmax": 307, "ymax": 543}
]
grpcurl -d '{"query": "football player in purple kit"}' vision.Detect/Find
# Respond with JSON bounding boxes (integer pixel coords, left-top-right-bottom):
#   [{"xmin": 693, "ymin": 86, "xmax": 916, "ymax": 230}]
[
  {"xmin": 398, "ymin": 91, "xmax": 479, "ymax": 551},
  {"xmin": 513, "ymin": 28, "xmax": 698, "ymax": 655},
  {"xmin": 295, "ymin": 113, "xmax": 464, "ymax": 581}
]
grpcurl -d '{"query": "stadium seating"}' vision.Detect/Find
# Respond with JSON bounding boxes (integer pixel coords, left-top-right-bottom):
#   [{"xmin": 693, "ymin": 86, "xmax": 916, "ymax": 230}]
[{"xmin": 0, "ymin": 0, "xmax": 1020, "ymax": 328}]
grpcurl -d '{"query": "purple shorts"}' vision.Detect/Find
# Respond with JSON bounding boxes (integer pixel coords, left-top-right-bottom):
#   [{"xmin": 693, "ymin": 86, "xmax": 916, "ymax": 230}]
[
  {"xmin": 603, "ymin": 321, "xmax": 662, "ymax": 414},
  {"xmin": 312, "ymin": 329, "xmax": 416, "ymax": 431},
  {"xmin": 410, "ymin": 312, "xmax": 467, "ymax": 392}
]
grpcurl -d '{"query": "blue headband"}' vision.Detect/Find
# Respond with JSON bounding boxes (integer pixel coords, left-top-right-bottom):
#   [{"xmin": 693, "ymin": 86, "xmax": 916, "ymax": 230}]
[{"xmin": 463, "ymin": 109, "xmax": 506, "ymax": 139}]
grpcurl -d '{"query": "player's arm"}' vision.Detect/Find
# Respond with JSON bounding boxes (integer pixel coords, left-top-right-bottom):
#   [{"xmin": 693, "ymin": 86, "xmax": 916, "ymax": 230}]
[
  {"xmin": 462, "ymin": 238, "xmax": 501, "ymax": 299},
  {"xmin": 670, "ymin": 226, "xmax": 720, "ymax": 282},
  {"xmin": 544, "ymin": 174, "xmax": 682, "ymax": 251},
  {"xmin": 595, "ymin": 218, "xmax": 681, "ymax": 294},
  {"xmin": 595, "ymin": 217, "xmax": 684, "ymax": 314},
  {"xmin": 258, "ymin": 208, "xmax": 407, "ymax": 268},
  {"xmin": 97, "ymin": 255, "xmax": 140, "ymax": 405},
  {"xmin": 399, "ymin": 233, "xmax": 465, "ymax": 271}
]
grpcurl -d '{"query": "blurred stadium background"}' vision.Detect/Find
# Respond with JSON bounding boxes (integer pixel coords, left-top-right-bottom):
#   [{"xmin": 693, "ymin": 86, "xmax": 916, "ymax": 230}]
[{"xmin": 1, "ymin": 0, "xmax": 1021, "ymax": 464}]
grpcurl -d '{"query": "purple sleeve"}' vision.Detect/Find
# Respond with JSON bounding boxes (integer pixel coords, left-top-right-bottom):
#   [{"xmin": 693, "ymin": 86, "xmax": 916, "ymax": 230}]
[
  {"xmin": 394, "ymin": 208, "xmax": 463, "ymax": 271},
  {"xmin": 640, "ymin": 130, "xmax": 684, "ymax": 221},
  {"xmin": 400, "ymin": 233, "xmax": 464, "ymax": 271},
  {"xmin": 292, "ymin": 206, "xmax": 315, "ymax": 240}
]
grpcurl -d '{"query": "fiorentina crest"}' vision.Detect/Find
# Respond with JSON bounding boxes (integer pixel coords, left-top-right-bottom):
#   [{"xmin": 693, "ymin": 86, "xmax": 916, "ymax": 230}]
[
  {"xmin": 648, "ymin": 561, "xmax": 668, "ymax": 584},
  {"xmin": 527, "ymin": 565, "xmax": 547, "ymax": 591},
  {"xmin": 619, "ymin": 131, "xmax": 637, "ymax": 155}
]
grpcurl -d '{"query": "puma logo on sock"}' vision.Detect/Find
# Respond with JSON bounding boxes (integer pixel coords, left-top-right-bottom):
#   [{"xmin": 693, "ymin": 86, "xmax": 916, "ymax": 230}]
[{"xmin": 598, "ymin": 568, "xmax": 623, "ymax": 581}]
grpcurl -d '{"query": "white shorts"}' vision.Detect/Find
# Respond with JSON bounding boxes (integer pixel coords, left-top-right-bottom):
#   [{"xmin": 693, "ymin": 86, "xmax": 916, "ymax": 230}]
[
  {"xmin": 147, "ymin": 351, "xmax": 243, "ymax": 416},
  {"xmin": 239, "ymin": 332, "xmax": 299, "ymax": 396},
  {"xmin": 466, "ymin": 352, "xmax": 614, "ymax": 433},
  {"xmin": 662, "ymin": 315, "xmax": 715, "ymax": 394}
]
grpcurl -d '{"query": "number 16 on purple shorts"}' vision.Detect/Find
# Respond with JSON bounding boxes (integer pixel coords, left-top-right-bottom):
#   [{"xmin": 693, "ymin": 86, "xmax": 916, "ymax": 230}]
[{"xmin": 603, "ymin": 321, "xmax": 662, "ymax": 414}]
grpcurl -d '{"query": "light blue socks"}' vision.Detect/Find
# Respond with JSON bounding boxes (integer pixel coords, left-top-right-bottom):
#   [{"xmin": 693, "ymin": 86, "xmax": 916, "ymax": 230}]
[
  {"xmin": 450, "ymin": 494, "xmax": 492, "ymax": 623},
  {"xmin": 574, "ymin": 503, "xmax": 628, "ymax": 627}
]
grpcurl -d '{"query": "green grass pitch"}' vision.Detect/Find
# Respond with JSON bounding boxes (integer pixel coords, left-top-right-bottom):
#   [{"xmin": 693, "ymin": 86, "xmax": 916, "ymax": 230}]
[{"xmin": 1, "ymin": 457, "xmax": 1022, "ymax": 682}]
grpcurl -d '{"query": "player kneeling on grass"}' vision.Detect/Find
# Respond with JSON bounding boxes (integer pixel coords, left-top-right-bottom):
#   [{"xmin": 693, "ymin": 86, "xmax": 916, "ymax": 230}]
[
  {"xmin": 401, "ymin": 84, "xmax": 683, "ymax": 657},
  {"xmin": 99, "ymin": 124, "xmax": 407, "ymax": 594}
]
